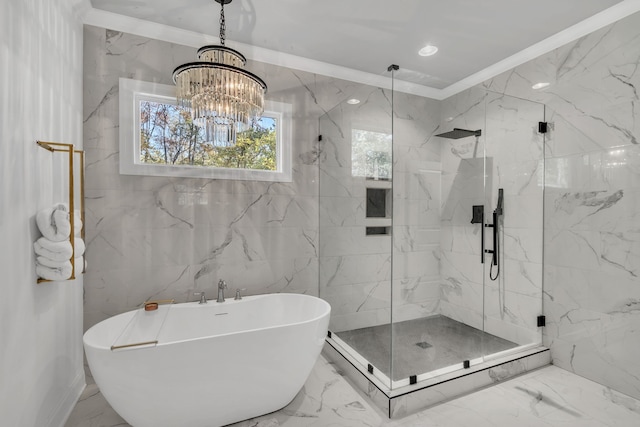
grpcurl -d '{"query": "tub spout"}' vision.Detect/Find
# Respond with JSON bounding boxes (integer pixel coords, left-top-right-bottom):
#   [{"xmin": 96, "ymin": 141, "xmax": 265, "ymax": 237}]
[{"xmin": 217, "ymin": 280, "xmax": 227, "ymax": 303}]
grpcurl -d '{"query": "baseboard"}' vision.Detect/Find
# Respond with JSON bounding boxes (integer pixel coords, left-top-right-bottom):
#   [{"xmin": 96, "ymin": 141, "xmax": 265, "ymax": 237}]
[{"xmin": 48, "ymin": 370, "xmax": 86, "ymax": 427}]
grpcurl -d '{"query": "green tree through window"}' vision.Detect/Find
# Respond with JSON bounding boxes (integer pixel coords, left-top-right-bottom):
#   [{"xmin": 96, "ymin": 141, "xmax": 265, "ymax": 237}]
[{"xmin": 140, "ymin": 101, "xmax": 277, "ymax": 171}]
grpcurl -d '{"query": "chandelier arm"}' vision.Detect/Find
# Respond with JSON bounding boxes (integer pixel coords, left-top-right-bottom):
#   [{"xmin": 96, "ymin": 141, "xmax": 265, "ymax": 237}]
[
  {"xmin": 196, "ymin": 45, "xmax": 247, "ymax": 64},
  {"xmin": 172, "ymin": 62, "xmax": 268, "ymax": 90}
]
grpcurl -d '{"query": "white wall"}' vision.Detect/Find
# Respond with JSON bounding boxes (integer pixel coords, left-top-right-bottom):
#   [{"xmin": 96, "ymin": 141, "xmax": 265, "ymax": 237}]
[{"xmin": 0, "ymin": 1, "xmax": 86, "ymax": 426}]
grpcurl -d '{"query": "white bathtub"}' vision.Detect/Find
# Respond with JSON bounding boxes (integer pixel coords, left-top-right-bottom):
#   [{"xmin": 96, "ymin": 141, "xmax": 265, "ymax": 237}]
[{"xmin": 83, "ymin": 293, "xmax": 331, "ymax": 427}]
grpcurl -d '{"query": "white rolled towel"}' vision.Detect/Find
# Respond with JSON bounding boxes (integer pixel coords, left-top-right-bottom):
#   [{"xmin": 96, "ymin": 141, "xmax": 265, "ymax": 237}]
[
  {"xmin": 38, "ymin": 255, "xmax": 85, "ymax": 273},
  {"xmin": 36, "ymin": 203, "xmax": 71, "ymax": 242},
  {"xmin": 36, "ymin": 260, "xmax": 72, "ymax": 281},
  {"xmin": 74, "ymin": 237, "xmax": 85, "ymax": 257},
  {"xmin": 34, "ymin": 237, "xmax": 73, "ymax": 262},
  {"xmin": 37, "ymin": 256, "xmax": 69, "ymax": 268},
  {"xmin": 74, "ymin": 210, "xmax": 83, "ymax": 236},
  {"xmin": 75, "ymin": 256, "xmax": 86, "ymax": 272}
]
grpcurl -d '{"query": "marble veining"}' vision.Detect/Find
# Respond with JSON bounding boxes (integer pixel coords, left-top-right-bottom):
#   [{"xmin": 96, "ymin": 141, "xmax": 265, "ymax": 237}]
[
  {"xmin": 439, "ymin": 9, "xmax": 640, "ymax": 400},
  {"xmin": 65, "ymin": 357, "xmax": 640, "ymax": 427},
  {"xmin": 319, "ymin": 83, "xmax": 443, "ymax": 331},
  {"xmin": 83, "ymin": 25, "xmax": 368, "ymax": 328}
]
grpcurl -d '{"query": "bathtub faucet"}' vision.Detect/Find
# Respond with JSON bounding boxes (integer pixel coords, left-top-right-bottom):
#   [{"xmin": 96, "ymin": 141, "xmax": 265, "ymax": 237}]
[
  {"xmin": 193, "ymin": 291, "xmax": 207, "ymax": 304},
  {"xmin": 217, "ymin": 280, "xmax": 227, "ymax": 303}
]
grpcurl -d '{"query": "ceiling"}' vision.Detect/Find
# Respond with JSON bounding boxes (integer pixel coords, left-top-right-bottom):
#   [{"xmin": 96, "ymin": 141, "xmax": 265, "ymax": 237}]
[{"xmin": 89, "ymin": 0, "xmax": 627, "ymax": 91}]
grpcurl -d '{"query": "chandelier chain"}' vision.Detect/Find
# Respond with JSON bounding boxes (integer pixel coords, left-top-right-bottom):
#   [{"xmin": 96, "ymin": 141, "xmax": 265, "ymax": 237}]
[{"xmin": 219, "ymin": 1, "xmax": 226, "ymax": 45}]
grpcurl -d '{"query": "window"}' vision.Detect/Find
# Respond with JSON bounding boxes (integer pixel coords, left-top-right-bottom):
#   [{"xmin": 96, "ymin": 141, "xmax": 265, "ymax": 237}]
[
  {"xmin": 351, "ymin": 128, "xmax": 392, "ymax": 180},
  {"xmin": 119, "ymin": 78, "xmax": 292, "ymax": 181}
]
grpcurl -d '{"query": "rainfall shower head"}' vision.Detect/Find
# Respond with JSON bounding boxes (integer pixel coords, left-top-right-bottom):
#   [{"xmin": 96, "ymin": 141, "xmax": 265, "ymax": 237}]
[{"xmin": 435, "ymin": 128, "xmax": 482, "ymax": 139}]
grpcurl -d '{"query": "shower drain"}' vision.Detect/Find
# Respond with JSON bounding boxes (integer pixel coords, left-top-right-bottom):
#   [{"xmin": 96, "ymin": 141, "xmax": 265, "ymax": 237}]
[{"xmin": 415, "ymin": 341, "xmax": 432, "ymax": 349}]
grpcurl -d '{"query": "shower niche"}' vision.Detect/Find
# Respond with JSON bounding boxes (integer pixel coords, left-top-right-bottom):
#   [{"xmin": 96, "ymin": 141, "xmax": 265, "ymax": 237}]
[
  {"xmin": 365, "ymin": 185, "xmax": 391, "ymax": 235},
  {"xmin": 319, "ymin": 73, "xmax": 549, "ymax": 416}
]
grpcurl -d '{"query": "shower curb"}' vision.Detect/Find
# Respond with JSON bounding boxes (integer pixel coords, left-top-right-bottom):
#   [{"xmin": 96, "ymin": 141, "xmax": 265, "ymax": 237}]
[{"xmin": 323, "ymin": 340, "xmax": 551, "ymax": 418}]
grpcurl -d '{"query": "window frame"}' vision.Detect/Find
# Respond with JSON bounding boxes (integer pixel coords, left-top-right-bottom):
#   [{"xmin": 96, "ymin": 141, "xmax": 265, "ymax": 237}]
[{"xmin": 119, "ymin": 78, "xmax": 292, "ymax": 182}]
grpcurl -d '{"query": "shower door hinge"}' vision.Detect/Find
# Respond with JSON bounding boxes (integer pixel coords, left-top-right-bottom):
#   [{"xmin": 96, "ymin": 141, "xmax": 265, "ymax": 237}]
[
  {"xmin": 537, "ymin": 315, "xmax": 546, "ymax": 327},
  {"xmin": 367, "ymin": 363, "xmax": 374, "ymax": 374},
  {"xmin": 327, "ymin": 330, "xmax": 332, "ymax": 338},
  {"xmin": 318, "ymin": 135, "xmax": 323, "ymax": 141},
  {"xmin": 409, "ymin": 375, "xmax": 417, "ymax": 385},
  {"xmin": 463, "ymin": 360, "xmax": 470, "ymax": 369},
  {"xmin": 538, "ymin": 122, "xmax": 548, "ymax": 134}
]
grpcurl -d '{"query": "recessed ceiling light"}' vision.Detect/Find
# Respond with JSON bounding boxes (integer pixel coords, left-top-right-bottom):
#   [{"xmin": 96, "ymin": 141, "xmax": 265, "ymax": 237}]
[
  {"xmin": 347, "ymin": 98, "xmax": 360, "ymax": 105},
  {"xmin": 418, "ymin": 44, "xmax": 438, "ymax": 57},
  {"xmin": 532, "ymin": 82, "xmax": 550, "ymax": 90}
]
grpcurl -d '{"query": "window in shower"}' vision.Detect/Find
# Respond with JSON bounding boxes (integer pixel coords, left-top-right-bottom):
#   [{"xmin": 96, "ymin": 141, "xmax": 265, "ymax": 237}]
[
  {"xmin": 351, "ymin": 129, "xmax": 392, "ymax": 180},
  {"xmin": 118, "ymin": 78, "xmax": 292, "ymax": 182}
]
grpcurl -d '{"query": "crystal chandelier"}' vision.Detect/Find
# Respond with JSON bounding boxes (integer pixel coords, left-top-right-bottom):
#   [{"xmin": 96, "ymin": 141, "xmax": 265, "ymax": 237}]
[{"xmin": 172, "ymin": 0, "xmax": 267, "ymax": 147}]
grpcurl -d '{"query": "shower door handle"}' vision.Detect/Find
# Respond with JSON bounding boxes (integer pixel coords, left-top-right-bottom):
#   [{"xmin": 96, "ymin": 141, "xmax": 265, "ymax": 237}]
[
  {"xmin": 481, "ymin": 216, "xmax": 485, "ymax": 264},
  {"xmin": 483, "ymin": 214, "xmax": 498, "ymax": 265},
  {"xmin": 491, "ymin": 212, "xmax": 498, "ymax": 265}
]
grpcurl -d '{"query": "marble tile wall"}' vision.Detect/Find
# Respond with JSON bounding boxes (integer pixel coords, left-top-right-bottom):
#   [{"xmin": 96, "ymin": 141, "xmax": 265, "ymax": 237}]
[
  {"xmin": 1, "ymin": 1, "xmax": 86, "ymax": 426},
  {"xmin": 437, "ymin": 87, "xmax": 545, "ymax": 347},
  {"xmin": 480, "ymin": 10, "xmax": 640, "ymax": 400},
  {"xmin": 318, "ymin": 80, "xmax": 442, "ymax": 333},
  {"xmin": 319, "ymin": 88, "xmax": 393, "ymax": 332},
  {"xmin": 438, "ymin": 86, "xmax": 488, "ymax": 332},
  {"xmin": 391, "ymin": 91, "xmax": 443, "ymax": 324},
  {"xmin": 83, "ymin": 25, "xmax": 376, "ymax": 330}
]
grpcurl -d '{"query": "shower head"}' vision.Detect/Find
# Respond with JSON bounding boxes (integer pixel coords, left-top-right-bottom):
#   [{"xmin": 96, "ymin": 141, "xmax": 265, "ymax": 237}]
[{"xmin": 435, "ymin": 128, "xmax": 482, "ymax": 139}]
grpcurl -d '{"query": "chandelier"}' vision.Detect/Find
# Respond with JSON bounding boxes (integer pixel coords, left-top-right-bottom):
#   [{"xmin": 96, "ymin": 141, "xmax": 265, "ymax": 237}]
[{"xmin": 172, "ymin": 0, "xmax": 267, "ymax": 147}]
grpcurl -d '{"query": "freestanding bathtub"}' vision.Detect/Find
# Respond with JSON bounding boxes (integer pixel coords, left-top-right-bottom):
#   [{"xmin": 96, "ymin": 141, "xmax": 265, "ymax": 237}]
[{"xmin": 83, "ymin": 293, "xmax": 330, "ymax": 427}]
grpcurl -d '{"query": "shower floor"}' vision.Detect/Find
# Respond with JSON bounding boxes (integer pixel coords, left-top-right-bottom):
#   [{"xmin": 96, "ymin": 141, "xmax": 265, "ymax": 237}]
[{"xmin": 336, "ymin": 315, "xmax": 518, "ymax": 381}]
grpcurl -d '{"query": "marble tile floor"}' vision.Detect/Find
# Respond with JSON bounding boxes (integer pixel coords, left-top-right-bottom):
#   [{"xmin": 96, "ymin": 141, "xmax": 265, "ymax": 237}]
[
  {"xmin": 337, "ymin": 315, "xmax": 518, "ymax": 380},
  {"xmin": 66, "ymin": 355, "xmax": 640, "ymax": 427}
]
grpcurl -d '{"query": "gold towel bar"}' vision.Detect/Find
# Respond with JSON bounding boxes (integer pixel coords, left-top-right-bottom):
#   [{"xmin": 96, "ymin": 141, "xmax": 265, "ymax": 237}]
[
  {"xmin": 110, "ymin": 340, "xmax": 159, "ymax": 351},
  {"xmin": 36, "ymin": 141, "xmax": 85, "ymax": 283}
]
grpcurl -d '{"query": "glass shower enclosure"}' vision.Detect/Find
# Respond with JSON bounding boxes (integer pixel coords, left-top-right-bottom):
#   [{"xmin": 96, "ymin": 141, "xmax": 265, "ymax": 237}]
[{"xmin": 319, "ymin": 69, "xmax": 545, "ymax": 390}]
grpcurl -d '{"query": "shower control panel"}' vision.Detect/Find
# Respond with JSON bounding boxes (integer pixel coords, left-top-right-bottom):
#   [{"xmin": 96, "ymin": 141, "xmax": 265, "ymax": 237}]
[{"xmin": 470, "ymin": 205, "xmax": 484, "ymax": 224}]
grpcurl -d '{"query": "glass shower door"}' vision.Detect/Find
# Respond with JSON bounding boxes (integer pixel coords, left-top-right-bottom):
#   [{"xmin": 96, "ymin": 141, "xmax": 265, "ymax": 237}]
[
  {"xmin": 320, "ymin": 77, "xmax": 545, "ymax": 390},
  {"xmin": 388, "ymin": 72, "xmax": 497, "ymax": 385},
  {"xmin": 390, "ymin": 87, "xmax": 545, "ymax": 386},
  {"xmin": 481, "ymin": 92, "xmax": 545, "ymax": 355},
  {"xmin": 318, "ymin": 85, "xmax": 394, "ymax": 388}
]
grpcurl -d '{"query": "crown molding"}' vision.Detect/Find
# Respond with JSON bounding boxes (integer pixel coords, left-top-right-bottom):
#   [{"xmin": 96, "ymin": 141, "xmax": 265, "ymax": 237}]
[
  {"xmin": 82, "ymin": 8, "xmax": 443, "ymax": 99},
  {"xmin": 438, "ymin": 0, "xmax": 640, "ymax": 99},
  {"xmin": 83, "ymin": 0, "xmax": 640, "ymax": 101}
]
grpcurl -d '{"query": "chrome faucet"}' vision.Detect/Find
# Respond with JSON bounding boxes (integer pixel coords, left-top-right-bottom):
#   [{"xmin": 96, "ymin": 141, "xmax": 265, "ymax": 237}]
[
  {"xmin": 234, "ymin": 288, "xmax": 246, "ymax": 300},
  {"xmin": 217, "ymin": 280, "xmax": 227, "ymax": 303},
  {"xmin": 193, "ymin": 291, "xmax": 207, "ymax": 304}
]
